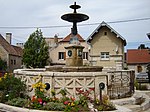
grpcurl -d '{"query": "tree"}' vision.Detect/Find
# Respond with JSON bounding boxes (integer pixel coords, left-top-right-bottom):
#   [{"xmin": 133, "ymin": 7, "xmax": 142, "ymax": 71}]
[
  {"xmin": 0, "ymin": 58, "xmax": 7, "ymax": 71},
  {"xmin": 138, "ymin": 44, "xmax": 149, "ymax": 49},
  {"xmin": 23, "ymin": 29, "xmax": 49, "ymax": 68}
]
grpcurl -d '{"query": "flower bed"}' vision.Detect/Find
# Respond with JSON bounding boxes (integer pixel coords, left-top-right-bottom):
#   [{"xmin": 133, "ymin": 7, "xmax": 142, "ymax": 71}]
[
  {"xmin": 0, "ymin": 73, "xmax": 117, "ymax": 112},
  {"xmin": 0, "ymin": 103, "xmax": 63, "ymax": 112},
  {"xmin": 0, "ymin": 102, "xmax": 132, "ymax": 112}
]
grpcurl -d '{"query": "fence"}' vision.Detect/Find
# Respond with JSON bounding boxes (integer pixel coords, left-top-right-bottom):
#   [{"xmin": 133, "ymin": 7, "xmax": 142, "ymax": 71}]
[{"xmin": 107, "ymin": 70, "xmax": 135, "ymax": 99}]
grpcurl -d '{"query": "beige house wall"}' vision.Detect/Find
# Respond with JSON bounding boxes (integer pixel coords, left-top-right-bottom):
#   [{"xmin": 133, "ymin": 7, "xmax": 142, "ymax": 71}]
[
  {"xmin": 45, "ymin": 38, "xmax": 63, "ymax": 48},
  {"xmin": 89, "ymin": 27, "xmax": 125, "ymax": 70},
  {"xmin": 9, "ymin": 55, "xmax": 22, "ymax": 72},
  {"xmin": 0, "ymin": 45, "xmax": 22, "ymax": 72},
  {"xmin": 0, "ymin": 45, "xmax": 8, "ymax": 62},
  {"xmin": 128, "ymin": 64, "xmax": 148, "ymax": 74},
  {"xmin": 49, "ymin": 42, "xmax": 89, "ymax": 65}
]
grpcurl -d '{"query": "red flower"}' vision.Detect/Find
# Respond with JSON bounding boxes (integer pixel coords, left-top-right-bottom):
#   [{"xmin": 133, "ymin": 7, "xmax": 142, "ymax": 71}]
[
  {"xmin": 39, "ymin": 101, "xmax": 42, "ymax": 104},
  {"xmin": 90, "ymin": 88, "xmax": 95, "ymax": 91},
  {"xmin": 70, "ymin": 97, "xmax": 75, "ymax": 101},
  {"xmin": 64, "ymin": 101, "xmax": 69, "ymax": 105},
  {"xmin": 31, "ymin": 96, "xmax": 36, "ymax": 102},
  {"xmin": 43, "ymin": 102, "xmax": 46, "ymax": 105},
  {"xmin": 76, "ymin": 88, "xmax": 84, "ymax": 94},
  {"xmin": 38, "ymin": 98, "xmax": 42, "ymax": 103}
]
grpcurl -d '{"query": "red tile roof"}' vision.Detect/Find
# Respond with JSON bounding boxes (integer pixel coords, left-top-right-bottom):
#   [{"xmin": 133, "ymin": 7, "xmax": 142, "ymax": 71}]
[
  {"xmin": 0, "ymin": 34, "xmax": 22, "ymax": 56},
  {"xmin": 60, "ymin": 33, "xmax": 85, "ymax": 42},
  {"xmin": 127, "ymin": 49, "xmax": 150, "ymax": 64}
]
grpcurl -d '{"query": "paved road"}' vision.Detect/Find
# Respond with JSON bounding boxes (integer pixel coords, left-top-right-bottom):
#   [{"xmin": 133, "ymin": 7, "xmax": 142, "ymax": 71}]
[{"xmin": 141, "ymin": 108, "xmax": 150, "ymax": 112}]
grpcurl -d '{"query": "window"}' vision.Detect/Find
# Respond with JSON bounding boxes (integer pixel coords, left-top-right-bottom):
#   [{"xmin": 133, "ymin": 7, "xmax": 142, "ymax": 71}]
[
  {"xmin": 104, "ymin": 32, "xmax": 107, "ymax": 35},
  {"xmin": 11, "ymin": 60, "xmax": 13, "ymax": 65},
  {"xmin": 100, "ymin": 52, "xmax": 109, "ymax": 60},
  {"xmin": 58, "ymin": 52, "xmax": 65, "ymax": 60},
  {"xmin": 14, "ymin": 60, "xmax": 16, "ymax": 65},
  {"xmin": 137, "ymin": 65, "xmax": 142, "ymax": 73},
  {"xmin": 83, "ymin": 52, "xmax": 88, "ymax": 60}
]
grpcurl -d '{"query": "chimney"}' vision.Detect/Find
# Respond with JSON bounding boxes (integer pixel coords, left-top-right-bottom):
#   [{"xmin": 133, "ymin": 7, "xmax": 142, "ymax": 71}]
[
  {"xmin": 54, "ymin": 34, "xmax": 58, "ymax": 44},
  {"xmin": 6, "ymin": 33, "xmax": 12, "ymax": 44}
]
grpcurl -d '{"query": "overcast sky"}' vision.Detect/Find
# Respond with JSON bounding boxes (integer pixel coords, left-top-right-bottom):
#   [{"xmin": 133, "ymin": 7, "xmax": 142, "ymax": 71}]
[{"xmin": 0, "ymin": 0, "xmax": 150, "ymax": 50}]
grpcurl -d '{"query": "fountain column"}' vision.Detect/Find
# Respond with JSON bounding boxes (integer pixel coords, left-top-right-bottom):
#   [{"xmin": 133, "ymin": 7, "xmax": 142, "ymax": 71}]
[{"xmin": 61, "ymin": 2, "xmax": 89, "ymax": 66}]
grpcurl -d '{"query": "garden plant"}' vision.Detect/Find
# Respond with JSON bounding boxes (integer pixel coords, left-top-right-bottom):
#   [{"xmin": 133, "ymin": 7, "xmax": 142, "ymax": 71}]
[
  {"xmin": 0, "ymin": 73, "xmax": 27, "ymax": 103},
  {"xmin": 0, "ymin": 73, "xmax": 116, "ymax": 112}
]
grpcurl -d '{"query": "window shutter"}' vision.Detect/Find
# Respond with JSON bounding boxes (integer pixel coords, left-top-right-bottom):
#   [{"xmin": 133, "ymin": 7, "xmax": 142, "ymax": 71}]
[{"xmin": 64, "ymin": 52, "xmax": 66, "ymax": 60}]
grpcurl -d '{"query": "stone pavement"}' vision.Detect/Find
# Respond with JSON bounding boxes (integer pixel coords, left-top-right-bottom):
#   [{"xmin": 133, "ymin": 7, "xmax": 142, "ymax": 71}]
[
  {"xmin": 112, "ymin": 90, "xmax": 150, "ymax": 112},
  {"xmin": 142, "ymin": 108, "xmax": 150, "ymax": 112}
]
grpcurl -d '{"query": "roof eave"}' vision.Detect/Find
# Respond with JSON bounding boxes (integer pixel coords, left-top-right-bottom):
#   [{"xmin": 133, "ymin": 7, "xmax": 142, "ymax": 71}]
[{"xmin": 87, "ymin": 21, "xmax": 127, "ymax": 46}]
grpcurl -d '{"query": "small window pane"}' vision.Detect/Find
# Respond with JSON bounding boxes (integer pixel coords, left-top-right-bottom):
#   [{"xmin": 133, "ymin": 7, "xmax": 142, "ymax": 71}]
[
  {"xmin": 100, "ymin": 52, "xmax": 109, "ymax": 60},
  {"xmin": 83, "ymin": 52, "xmax": 88, "ymax": 60},
  {"xmin": 58, "ymin": 52, "xmax": 65, "ymax": 60}
]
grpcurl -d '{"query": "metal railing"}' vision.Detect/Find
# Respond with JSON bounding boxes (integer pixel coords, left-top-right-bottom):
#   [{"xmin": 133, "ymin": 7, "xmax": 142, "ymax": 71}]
[{"xmin": 107, "ymin": 70, "xmax": 135, "ymax": 99}]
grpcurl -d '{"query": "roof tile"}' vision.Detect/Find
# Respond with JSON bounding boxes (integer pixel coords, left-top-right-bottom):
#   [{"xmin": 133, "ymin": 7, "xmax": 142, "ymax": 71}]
[
  {"xmin": 0, "ymin": 34, "xmax": 22, "ymax": 56},
  {"xmin": 127, "ymin": 49, "xmax": 150, "ymax": 64},
  {"xmin": 60, "ymin": 33, "xmax": 85, "ymax": 42}
]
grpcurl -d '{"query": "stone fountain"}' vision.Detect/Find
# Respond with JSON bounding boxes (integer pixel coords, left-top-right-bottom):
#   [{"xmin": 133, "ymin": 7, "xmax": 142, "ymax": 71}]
[
  {"xmin": 14, "ymin": 2, "xmax": 104, "ymax": 98},
  {"xmin": 62, "ymin": 2, "xmax": 88, "ymax": 66},
  {"xmin": 14, "ymin": 2, "xmax": 134, "ymax": 99},
  {"xmin": 46, "ymin": 2, "xmax": 103, "ymax": 72}
]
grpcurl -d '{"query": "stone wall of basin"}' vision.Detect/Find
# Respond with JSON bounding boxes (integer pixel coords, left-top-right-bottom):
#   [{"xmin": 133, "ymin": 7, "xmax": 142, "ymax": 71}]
[{"xmin": 14, "ymin": 69, "xmax": 108, "ymax": 98}]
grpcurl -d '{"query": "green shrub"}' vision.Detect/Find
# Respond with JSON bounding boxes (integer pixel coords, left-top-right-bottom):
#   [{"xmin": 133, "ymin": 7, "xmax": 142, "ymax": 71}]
[
  {"xmin": 139, "ymin": 85, "xmax": 148, "ymax": 90},
  {"xmin": 134, "ymin": 80, "xmax": 148, "ymax": 90},
  {"xmin": 6, "ymin": 98, "xmax": 29, "ymax": 107},
  {"xmin": 0, "ymin": 58, "xmax": 7, "ymax": 71},
  {"xmin": 43, "ymin": 102, "xmax": 65, "ymax": 111},
  {"xmin": 0, "ymin": 73, "xmax": 27, "ymax": 102},
  {"xmin": 94, "ymin": 94, "xmax": 116, "ymax": 111}
]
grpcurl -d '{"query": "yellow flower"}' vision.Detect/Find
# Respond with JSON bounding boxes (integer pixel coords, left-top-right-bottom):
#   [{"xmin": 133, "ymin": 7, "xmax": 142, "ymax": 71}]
[
  {"xmin": 68, "ymin": 102, "xmax": 71, "ymax": 106},
  {"xmin": 4, "ymin": 75, "xmax": 7, "ymax": 79},
  {"xmin": 32, "ymin": 84, "xmax": 35, "ymax": 88},
  {"xmin": 40, "ymin": 88, "xmax": 44, "ymax": 92},
  {"xmin": 0, "ymin": 78, "xmax": 2, "ymax": 82},
  {"xmin": 71, "ymin": 102, "xmax": 75, "ymax": 106},
  {"xmin": 42, "ymin": 84, "xmax": 46, "ymax": 89}
]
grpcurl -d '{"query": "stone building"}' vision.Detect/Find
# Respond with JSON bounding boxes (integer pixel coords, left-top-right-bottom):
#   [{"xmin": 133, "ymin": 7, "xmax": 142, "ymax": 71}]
[
  {"xmin": 126, "ymin": 49, "xmax": 150, "ymax": 73},
  {"xmin": 87, "ymin": 21, "xmax": 126, "ymax": 70},
  {"xmin": 0, "ymin": 33, "xmax": 23, "ymax": 72},
  {"xmin": 45, "ymin": 34, "xmax": 89, "ymax": 65},
  {"xmin": 44, "ymin": 22, "xmax": 127, "ymax": 70}
]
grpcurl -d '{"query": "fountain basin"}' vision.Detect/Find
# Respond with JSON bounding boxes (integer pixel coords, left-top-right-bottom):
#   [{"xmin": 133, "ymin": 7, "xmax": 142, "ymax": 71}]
[{"xmin": 45, "ymin": 66, "xmax": 103, "ymax": 72}]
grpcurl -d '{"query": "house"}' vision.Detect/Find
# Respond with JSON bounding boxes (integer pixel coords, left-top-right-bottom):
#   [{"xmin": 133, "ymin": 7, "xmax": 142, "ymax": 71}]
[
  {"xmin": 44, "ymin": 34, "xmax": 63, "ymax": 49},
  {"xmin": 0, "ymin": 33, "xmax": 23, "ymax": 72},
  {"xmin": 45, "ymin": 34, "xmax": 89, "ymax": 65},
  {"xmin": 87, "ymin": 21, "xmax": 126, "ymax": 70},
  {"xmin": 126, "ymin": 49, "xmax": 150, "ymax": 73}
]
